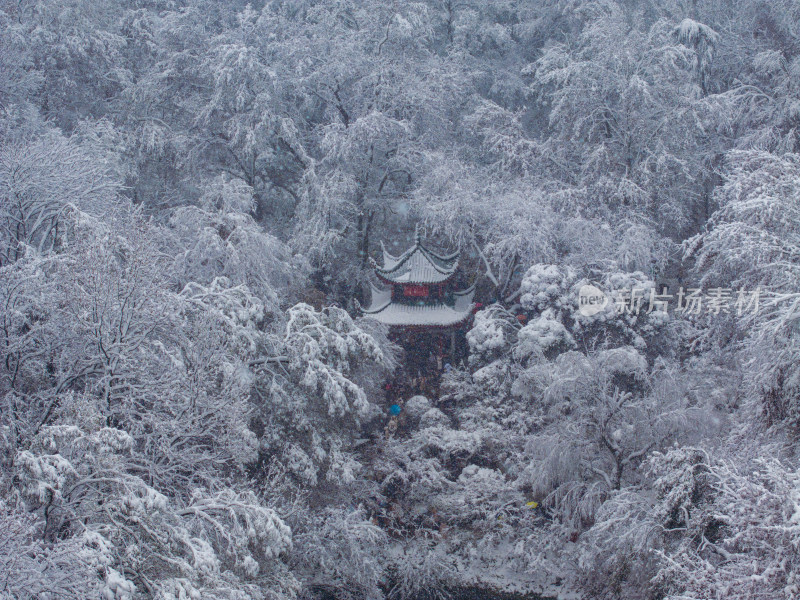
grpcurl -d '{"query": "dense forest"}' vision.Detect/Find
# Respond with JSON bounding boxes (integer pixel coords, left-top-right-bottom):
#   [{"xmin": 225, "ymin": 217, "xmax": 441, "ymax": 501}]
[{"xmin": 2, "ymin": 0, "xmax": 800, "ymax": 598}]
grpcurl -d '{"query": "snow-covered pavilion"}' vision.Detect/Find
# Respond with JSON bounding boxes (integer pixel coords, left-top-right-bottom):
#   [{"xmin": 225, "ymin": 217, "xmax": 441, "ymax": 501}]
[{"xmin": 359, "ymin": 228, "xmax": 475, "ymax": 365}]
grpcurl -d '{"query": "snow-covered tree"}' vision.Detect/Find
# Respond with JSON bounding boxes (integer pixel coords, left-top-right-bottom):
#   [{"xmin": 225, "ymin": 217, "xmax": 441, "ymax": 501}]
[
  {"xmin": 0, "ymin": 129, "xmax": 120, "ymax": 265},
  {"xmin": 255, "ymin": 302, "xmax": 393, "ymax": 486},
  {"xmin": 688, "ymin": 150, "xmax": 800, "ymax": 431}
]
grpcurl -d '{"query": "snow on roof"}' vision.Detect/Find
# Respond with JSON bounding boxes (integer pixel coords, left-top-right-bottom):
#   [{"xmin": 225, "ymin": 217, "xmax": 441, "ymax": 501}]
[
  {"xmin": 373, "ymin": 231, "xmax": 459, "ymax": 284},
  {"xmin": 361, "ymin": 285, "xmax": 475, "ymax": 327},
  {"xmin": 364, "ymin": 282, "xmax": 392, "ymax": 312},
  {"xmin": 380, "ymin": 241, "xmax": 401, "ymax": 270}
]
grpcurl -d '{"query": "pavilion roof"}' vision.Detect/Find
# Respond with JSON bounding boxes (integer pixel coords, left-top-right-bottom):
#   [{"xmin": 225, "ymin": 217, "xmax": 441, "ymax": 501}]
[
  {"xmin": 359, "ymin": 283, "xmax": 475, "ymax": 327},
  {"xmin": 372, "ymin": 231, "xmax": 459, "ymax": 284}
]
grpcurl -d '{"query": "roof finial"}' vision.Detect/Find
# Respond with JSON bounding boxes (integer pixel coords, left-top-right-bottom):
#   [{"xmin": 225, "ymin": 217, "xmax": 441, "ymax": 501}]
[{"xmin": 414, "ymin": 223, "xmax": 422, "ymax": 246}]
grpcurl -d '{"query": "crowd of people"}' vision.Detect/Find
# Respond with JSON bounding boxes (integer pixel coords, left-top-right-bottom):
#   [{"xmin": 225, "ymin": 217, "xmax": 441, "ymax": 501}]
[{"xmin": 382, "ymin": 349, "xmax": 455, "ymax": 438}]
